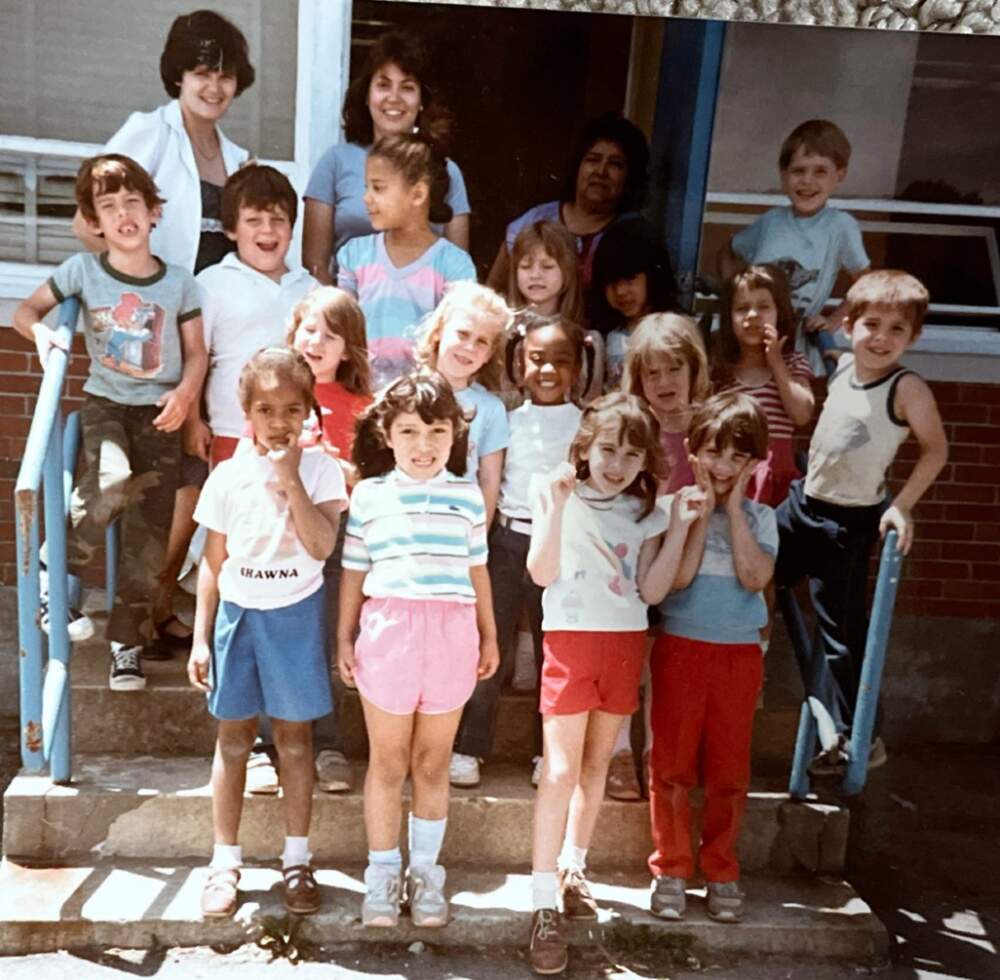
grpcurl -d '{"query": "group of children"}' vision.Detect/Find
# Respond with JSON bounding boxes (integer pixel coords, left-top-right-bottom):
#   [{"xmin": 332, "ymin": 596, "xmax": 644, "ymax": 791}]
[{"xmin": 12, "ymin": 114, "xmax": 948, "ymax": 977}]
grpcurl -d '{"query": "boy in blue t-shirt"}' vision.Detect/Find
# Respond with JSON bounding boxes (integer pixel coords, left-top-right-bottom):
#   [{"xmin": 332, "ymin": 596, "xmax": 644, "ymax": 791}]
[
  {"xmin": 648, "ymin": 392, "xmax": 776, "ymax": 925},
  {"xmin": 719, "ymin": 119, "xmax": 870, "ymax": 369},
  {"xmin": 13, "ymin": 154, "xmax": 207, "ymax": 691}
]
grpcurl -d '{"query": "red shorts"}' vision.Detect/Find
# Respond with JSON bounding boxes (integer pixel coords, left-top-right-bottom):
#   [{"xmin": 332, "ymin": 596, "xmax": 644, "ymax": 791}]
[{"xmin": 539, "ymin": 630, "xmax": 646, "ymax": 716}]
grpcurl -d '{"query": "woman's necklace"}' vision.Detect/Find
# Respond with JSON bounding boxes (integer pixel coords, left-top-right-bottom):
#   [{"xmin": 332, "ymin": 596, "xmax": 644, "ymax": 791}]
[{"xmin": 191, "ymin": 135, "xmax": 220, "ymax": 162}]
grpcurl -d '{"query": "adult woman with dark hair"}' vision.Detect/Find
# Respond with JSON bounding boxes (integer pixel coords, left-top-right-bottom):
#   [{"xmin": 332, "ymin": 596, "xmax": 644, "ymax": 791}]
[
  {"xmin": 487, "ymin": 112, "xmax": 650, "ymax": 311},
  {"xmin": 73, "ymin": 10, "xmax": 256, "ymax": 655},
  {"xmin": 302, "ymin": 31, "xmax": 471, "ymax": 284},
  {"xmin": 74, "ymin": 9, "xmax": 255, "ymax": 274}
]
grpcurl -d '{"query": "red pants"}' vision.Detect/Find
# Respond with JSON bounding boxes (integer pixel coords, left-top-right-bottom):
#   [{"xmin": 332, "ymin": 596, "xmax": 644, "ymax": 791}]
[{"xmin": 647, "ymin": 634, "xmax": 762, "ymax": 882}]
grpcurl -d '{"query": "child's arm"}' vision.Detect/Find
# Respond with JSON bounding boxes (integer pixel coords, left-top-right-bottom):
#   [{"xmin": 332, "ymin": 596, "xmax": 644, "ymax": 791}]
[
  {"xmin": 302, "ymin": 199, "xmax": 335, "ymax": 286},
  {"xmin": 880, "ymin": 374, "xmax": 948, "ymax": 554},
  {"xmin": 639, "ymin": 488, "xmax": 703, "ymax": 605},
  {"xmin": 269, "ymin": 444, "xmax": 341, "ymax": 560},
  {"xmin": 805, "ymin": 267, "xmax": 871, "ymax": 336},
  {"xmin": 726, "ymin": 463, "xmax": 775, "ymax": 592},
  {"xmin": 765, "ymin": 332, "xmax": 814, "ymax": 427},
  {"xmin": 154, "ymin": 315, "xmax": 208, "ymax": 433},
  {"xmin": 470, "ymin": 564, "xmax": 500, "ymax": 680},
  {"xmin": 717, "ymin": 238, "xmax": 747, "ymax": 281},
  {"xmin": 671, "ymin": 456, "xmax": 714, "ymax": 590},
  {"xmin": 187, "ymin": 529, "xmax": 226, "ymax": 692},
  {"xmin": 336, "ymin": 568, "xmax": 366, "ymax": 686},
  {"xmin": 13, "ymin": 283, "xmax": 68, "ymax": 367},
  {"xmin": 526, "ymin": 462, "xmax": 576, "ymax": 587},
  {"xmin": 478, "ymin": 450, "xmax": 504, "ymax": 528}
]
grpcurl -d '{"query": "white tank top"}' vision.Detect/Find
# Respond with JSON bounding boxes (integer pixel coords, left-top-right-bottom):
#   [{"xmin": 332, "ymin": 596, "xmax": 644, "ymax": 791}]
[{"xmin": 805, "ymin": 355, "xmax": 911, "ymax": 507}]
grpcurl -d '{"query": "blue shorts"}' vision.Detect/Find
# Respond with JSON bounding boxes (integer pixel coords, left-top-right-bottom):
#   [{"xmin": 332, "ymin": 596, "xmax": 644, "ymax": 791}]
[{"xmin": 208, "ymin": 586, "xmax": 333, "ymax": 722}]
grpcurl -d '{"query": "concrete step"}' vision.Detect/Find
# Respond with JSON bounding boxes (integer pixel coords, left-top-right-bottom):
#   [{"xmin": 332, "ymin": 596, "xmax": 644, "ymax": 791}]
[
  {"xmin": 3, "ymin": 756, "xmax": 848, "ymax": 874},
  {"xmin": 68, "ymin": 634, "xmax": 800, "ymax": 773},
  {"xmin": 0, "ymin": 859, "xmax": 888, "ymax": 961}
]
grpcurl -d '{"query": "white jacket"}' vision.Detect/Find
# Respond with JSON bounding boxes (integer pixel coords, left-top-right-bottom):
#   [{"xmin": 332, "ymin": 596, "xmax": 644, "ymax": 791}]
[{"xmin": 106, "ymin": 100, "xmax": 248, "ymax": 272}]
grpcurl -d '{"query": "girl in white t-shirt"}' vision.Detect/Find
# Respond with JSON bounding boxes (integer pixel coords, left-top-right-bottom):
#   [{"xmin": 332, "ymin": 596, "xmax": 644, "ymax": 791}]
[
  {"xmin": 524, "ymin": 392, "xmax": 700, "ymax": 973},
  {"xmin": 450, "ymin": 312, "xmax": 595, "ymax": 789},
  {"xmin": 188, "ymin": 347, "xmax": 346, "ymax": 920}
]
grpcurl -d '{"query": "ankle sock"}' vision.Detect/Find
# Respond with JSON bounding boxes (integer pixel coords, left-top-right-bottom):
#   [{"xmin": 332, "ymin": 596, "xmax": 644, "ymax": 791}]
[
  {"xmin": 368, "ymin": 847, "xmax": 402, "ymax": 873},
  {"xmin": 211, "ymin": 843, "xmax": 242, "ymax": 870},
  {"xmin": 532, "ymin": 870, "xmax": 559, "ymax": 911},
  {"xmin": 281, "ymin": 835, "xmax": 311, "ymax": 869},
  {"xmin": 408, "ymin": 814, "xmax": 446, "ymax": 870},
  {"xmin": 558, "ymin": 842, "xmax": 587, "ymax": 872}
]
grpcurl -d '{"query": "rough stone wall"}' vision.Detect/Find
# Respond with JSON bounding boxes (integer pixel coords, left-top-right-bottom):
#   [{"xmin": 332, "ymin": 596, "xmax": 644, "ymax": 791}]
[{"xmin": 414, "ymin": 0, "xmax": 1000, "ymax": 33}]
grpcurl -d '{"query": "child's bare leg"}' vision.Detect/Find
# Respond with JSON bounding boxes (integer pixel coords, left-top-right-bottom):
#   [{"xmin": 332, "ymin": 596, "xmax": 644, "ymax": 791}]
[
  {"xmin": 410, "ymin": 707, "xmax": 464, "ymax": 820},
  {"xmin": 564, "ymin": 710, "xmax": 626, "ymax": 853},
  {"xmin": 270, "ymin": 719, "xmax": 314, "ymax": 837},
  {"xmin": 212, "ymin": 718, "xmax": 259, "ymax": 843},
  {"xmin": 532, "ymin": 713, "xmax": 588, "ymax": 873},
  {"xmin": 360, "ymin": 697, "xmax": 413, "ymax": 850},
  {"xmin": 155, "ymin": 485, "xmax": 200, "ymax": 631}
]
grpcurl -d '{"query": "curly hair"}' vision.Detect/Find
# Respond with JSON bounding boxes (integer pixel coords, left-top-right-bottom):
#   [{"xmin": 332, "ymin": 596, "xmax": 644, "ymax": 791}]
[{"xmin": 238, "ymin": 346, "xmax": 320, "ymax": 433}]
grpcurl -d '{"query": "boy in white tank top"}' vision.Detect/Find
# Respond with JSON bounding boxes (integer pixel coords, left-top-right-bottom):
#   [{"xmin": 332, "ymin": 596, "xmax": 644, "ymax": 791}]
[{"xmin": 774, "ymin": 270, "xmax": 947, "ymax": 775}]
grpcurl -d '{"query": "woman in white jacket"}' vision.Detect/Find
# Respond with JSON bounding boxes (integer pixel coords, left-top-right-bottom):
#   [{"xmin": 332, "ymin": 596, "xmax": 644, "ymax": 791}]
[{"xmin": 73, "ymin": 10, "xmax": 255, "ymax": 653}]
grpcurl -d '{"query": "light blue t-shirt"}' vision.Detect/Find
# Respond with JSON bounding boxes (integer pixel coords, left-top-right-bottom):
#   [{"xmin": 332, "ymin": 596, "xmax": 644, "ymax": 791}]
[
  {"xmin": 659, "ymin": 499, "xmax": 778, "ymax": 645},
  {"xmin": 336, "ymin": 233, "xmax": 476, "ymax": 391},
  {"xmin": 731, "ymin": 206, "xmax": 869, "ymax": 320},
  {"xmin": 49, "ymin": 252, "xmax": 200, "ymax": 406},
  {"xmin": 456, "ymin": 383, "xmax": 509, "ymax": 481},
  {"xmin": 305, "ymin": 142, "xmax": 470, "ymax": 257}
]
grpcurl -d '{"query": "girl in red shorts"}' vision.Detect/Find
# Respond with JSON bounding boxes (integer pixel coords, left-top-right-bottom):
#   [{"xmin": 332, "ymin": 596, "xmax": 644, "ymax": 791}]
[{"xmin": 524, "ymin": 392, "xmax": 700, "ymax": 975}]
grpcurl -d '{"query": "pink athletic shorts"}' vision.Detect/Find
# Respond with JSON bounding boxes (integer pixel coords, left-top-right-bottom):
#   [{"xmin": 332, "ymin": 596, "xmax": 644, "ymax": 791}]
[
  {"xmin": 539, "ymin": 630, "xmax": 646, "ymax": 716},
  {"xmin": 353, "ymin": 596, "xmax": 480, "ymax": 715}
]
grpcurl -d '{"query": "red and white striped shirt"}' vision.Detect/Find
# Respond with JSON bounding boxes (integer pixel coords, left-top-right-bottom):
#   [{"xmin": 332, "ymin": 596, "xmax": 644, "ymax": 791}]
[{"xmin": 722, "ymin": 353, "xmax": 813, "ymax": 440}]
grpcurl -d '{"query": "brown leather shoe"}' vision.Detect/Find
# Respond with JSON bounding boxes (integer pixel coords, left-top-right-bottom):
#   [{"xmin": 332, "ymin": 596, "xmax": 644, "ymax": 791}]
[
  {"xmin": 606, "ymin": 750, "xmax": 641, "ymax": 801},
  {"xmin": 529, "ymin": 908, "xmax": 567, "ymax": 975},
  {"xmin": 283, "ymin": 864, "xmax": 321, "ymax": 915},
  {"xmin": 559, "ymin": 867, "xmax": 598, "ymax": 920},
  {"xmin": 201, "ymin": 867, "xmax": 240, "ymax": 918}
]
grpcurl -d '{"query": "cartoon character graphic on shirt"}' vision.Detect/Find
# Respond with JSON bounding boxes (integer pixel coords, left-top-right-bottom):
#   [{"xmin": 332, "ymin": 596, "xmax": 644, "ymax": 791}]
[
  {"xmin": 771, "ymin": 258, "xmax": 820, "ymax": 313},
  {"xmin": 810, "ymin": 415, "xmax": 871, "ymax": 489},
  {"xmin": 92, "ymin": 292, "xmax": 164, "ymax": 378}
]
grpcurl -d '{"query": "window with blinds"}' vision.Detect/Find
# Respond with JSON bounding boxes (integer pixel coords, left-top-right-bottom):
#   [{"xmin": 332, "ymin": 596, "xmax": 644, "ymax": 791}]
[{"xmin": 0, "ymin": 0, "xmax": 298, "ymax": 267}]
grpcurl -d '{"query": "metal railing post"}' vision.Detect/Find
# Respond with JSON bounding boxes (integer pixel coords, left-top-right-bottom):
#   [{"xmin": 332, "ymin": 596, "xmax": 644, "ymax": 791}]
[
  {"xmin": 843, "ymin": 531, "xmax": 902, "ymax": 796},
  {"xmin": 42, "ymin": 416, "xmax": 72, "ymax": 784},
  {"xmin": 14, "ymin": 490, "xmax": 44, "ymax": 772},
  {"xmin": 62, "ymin": 411, "xmax": 82, "ymax": 610}
]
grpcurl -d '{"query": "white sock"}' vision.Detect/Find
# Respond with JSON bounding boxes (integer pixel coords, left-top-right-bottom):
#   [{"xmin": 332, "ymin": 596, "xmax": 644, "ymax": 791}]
[
  {"xmin": 210, "ymin": 843, "xmax": 242, "ymax": 870},
  {"xmin": 558, "ymin": 841, "xmax": 587, "ymax": 872},
  {"xmin": 368, "ymin": 847, "xmax": 402, "ymax": 873},
  {"xmin": 611, "ymin": 714, "xmax": 632, "ymax": 755},
  {"xmin": 281, "ymin": 835, "xmax": 311, "ymax": 869},
  {"xmin": 760, "ymin": 638, "xmax": 770, "ymax": 655},
  {"xmin": 532, "ymin": 870, "xmax": 559, "ymax": 911},
  {"xmin": 408, "ymin": 814, "xmax": 447, "ymax": 870}
]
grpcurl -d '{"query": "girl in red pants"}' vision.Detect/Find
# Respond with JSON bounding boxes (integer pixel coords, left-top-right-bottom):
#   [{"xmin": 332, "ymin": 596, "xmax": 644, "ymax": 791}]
[{"xmin": 648, "ymin": 391, "xmax": 775, "ymax": 923}]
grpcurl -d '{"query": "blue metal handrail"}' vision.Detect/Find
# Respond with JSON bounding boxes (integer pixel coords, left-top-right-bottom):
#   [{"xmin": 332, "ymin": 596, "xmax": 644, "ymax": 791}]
[
  {"xmin": 785, "ymin": 530, "xmax": 904, "ymax": 799},
  {"xmin": 14, "ymin": 297, "xmax": 80, "ymax": 783}
]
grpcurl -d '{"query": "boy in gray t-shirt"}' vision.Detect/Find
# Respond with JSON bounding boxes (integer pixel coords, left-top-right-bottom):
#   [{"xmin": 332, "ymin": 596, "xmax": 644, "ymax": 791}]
[{"xmin": 14, "ymin": 154, "xmax": 207, "ymax": 691}]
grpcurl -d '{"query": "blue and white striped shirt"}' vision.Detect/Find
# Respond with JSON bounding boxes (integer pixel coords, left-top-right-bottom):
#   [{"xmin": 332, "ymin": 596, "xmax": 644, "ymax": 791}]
[{"xmin": 343, "ymin": 468, "xmax": 487, "ymax": 603}]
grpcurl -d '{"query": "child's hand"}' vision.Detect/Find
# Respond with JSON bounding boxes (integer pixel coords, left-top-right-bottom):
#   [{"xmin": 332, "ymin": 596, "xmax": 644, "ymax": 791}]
[
  {"xmin": 726, "ymin": 459, "xmax": 757, "ymax": 513},
  {"xmin": 763, "ymin": 325, "xmax": 786, "ymax": 366},
  {"xmin": 187, "ymin": 643, "xmax": 212, "ymax": 692},
  {"xmin": 153, "ymin": 387, "xmax": 194, "ymax": 432},
  {"xmin": 477, "ymin": 635, "xmax": 500, "ymax": 680},
  {"xmin": 671, "ymin": 484, "xmax": 708, "ymax": 529},
  {"xmin": 267, "ymin": 437, "xmax": 303, "ymax": 488},
  {"xmin": 31, "ymin": 322, "xmax": 69, "ymax": 368},
  {"xmin": 548, "ymin": 461, "xmax": 577, "ymax": 508},
  {"xmin": 686, "ymin": 447, "xmax": 716, "ymax": 516},
  {"xmin": 803, "ymin": 314, "xmax": 829, "ymax": 335},
  {"xmin": 183, "ymin": 418, "xmax": 213, "ymax": 461},
  {"xmin": 879, "ymin": 504, "xmax": 913, "ymax": 554},
  {"xmin": 337, "ymin": 640, "xmax": 357, "ymax": 687}
]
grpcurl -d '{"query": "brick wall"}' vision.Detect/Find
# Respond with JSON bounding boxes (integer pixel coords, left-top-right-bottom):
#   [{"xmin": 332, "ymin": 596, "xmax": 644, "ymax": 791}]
[{"xmin": 1, "ymin": 322, "xmax": 999, "ymax": 619}]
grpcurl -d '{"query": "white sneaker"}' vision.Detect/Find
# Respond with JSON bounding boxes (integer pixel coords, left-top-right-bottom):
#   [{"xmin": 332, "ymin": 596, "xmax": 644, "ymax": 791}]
[
  {"xmin": 362, "ymin": 864, "xmax": 402, "ymax": 927},
  {"xmin": 449, "ymin": 752, "xmax": 480, "ymax": 788},
  {"xmin": 109, "ymin": 642, "xmax": 146, "ymax": 691},
  {"xmin": 531, "ymin": 754, "xmax": 544, "ymax": 788},
  {"xmin": 407, "ymin": 864, "xmax": 449, "ymax": 927},
  {"xmin": 39, "ymin": 572, "xmax": 94, "ymax": 643}
]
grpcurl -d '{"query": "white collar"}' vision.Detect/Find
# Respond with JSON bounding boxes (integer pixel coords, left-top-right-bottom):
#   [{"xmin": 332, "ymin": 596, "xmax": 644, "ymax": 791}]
[
  {"xmin": 388, "ymin": 466, "xmax": 454, "ymax": 487},
  {"xmin": 216, "ymin": 251, "xmax": 310, "ymax": 288}
]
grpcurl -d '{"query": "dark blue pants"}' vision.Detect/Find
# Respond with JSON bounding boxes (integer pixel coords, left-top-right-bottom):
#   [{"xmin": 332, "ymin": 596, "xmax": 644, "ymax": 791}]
[
  {"xmin": 775, "ymin": 480, "xmax": 884, "ymax": 737},
  {"xmin": 454, "ymin": 522, "xmax": 543, "ymax": 759}
]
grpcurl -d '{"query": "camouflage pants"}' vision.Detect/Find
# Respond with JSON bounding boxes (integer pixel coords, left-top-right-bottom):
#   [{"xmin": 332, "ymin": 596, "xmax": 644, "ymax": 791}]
[{"xmin": 68, "ymin": 395, "xmax": 180, "ymax": 647}]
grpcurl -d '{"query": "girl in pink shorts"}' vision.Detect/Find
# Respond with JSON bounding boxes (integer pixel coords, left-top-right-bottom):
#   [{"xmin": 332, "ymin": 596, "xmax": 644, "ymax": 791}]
[
  {"xmin": 337, "ymin": 371, "xmax": 499, "ymax": 930},
  {"xmin": 524, "ymin": 392, "xmax": 701, "ymax": 974}
]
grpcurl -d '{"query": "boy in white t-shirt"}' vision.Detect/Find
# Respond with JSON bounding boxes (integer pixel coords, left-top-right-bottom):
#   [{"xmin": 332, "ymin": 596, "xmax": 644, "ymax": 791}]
[{"xmin": 188, "ymin": 348, "xmax": 346, "ymax": 920}]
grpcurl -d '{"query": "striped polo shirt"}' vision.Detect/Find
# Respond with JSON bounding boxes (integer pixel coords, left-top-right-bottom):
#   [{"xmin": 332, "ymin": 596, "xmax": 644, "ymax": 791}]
[{"xmin": 343, "ymin": 467, "xmax": 487, "ymax": 603}]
